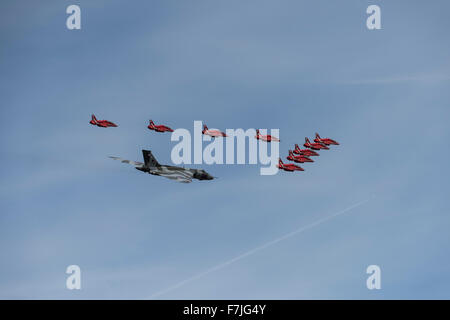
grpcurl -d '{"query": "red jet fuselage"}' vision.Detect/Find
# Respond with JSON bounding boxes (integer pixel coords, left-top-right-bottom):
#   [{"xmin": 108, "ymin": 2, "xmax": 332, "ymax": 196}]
[
  {"xmin": 202, "ymin": 125, "xmax": 227, "ymax": 137},
  {"xmin": 286, "ymin": 150, "xmax": 313, "ymax": 163},
  {"xmin": 255, "ymin": 129, "xmax": 280, "ymax": 142},
  {"xmin": 148, "ymin": 120, "xmax": 173, "ymax": 132},
  {"xmin": 304, "ymin": 137, "xmax": 329, "ymax": 150},
  {"xmin": 277, "ymin": 159, "xmax": 304, "ymax": 172},
  {"xmin": 89, "ymin": 115, "xmax": 117, "ymax": 128},
  {"xmin": 314, "ymin": 133, "xmax": 339, "ymax": 145},
  {"xmin": 293, "ymin": 144, "xmax": 319, "ymax": 157}
]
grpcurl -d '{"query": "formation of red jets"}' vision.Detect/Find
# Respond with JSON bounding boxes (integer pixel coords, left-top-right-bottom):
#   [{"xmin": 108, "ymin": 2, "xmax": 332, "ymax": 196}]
[
  {"xmin": 89, "ymin": 116, "xmax": 281, "ymax": 142},
  {"xmin": 277, "ymin": 133, "xmax": 339, "ymax": 172},
  {"xmin": 89, "ymin": 114, "xmax": 338, "ymax": 173}
]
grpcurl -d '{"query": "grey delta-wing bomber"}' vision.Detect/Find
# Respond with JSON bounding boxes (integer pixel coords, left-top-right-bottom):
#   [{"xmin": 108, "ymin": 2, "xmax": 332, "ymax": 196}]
[{"xmin": 110, "ymin": 150, "xmax": 215, "ymax": 183}]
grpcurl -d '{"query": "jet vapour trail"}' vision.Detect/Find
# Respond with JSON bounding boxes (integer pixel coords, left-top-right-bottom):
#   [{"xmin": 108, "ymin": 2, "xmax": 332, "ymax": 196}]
[{"xmin": 147, "ymin": 197, "xmax": 373, "ymax": 299}]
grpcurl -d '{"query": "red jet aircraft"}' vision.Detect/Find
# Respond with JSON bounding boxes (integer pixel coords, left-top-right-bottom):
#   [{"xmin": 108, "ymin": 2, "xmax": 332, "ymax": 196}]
[
  {"xmin": 304, "ymin": 137, "xmax": 329, "ymax": 150},
  {"xmin": 89, "ymin": 114, "xmax": 117, "ymax": 128},
  {"xmin": 255, "ymin": 129, "xmax": 280, "ymax": 142},
  {"xmin": 148, "ymin": 120, "xmax": 174, "ymax": 133},
  {"xmin": 294, "ymin": 144, "xmax": 319, "ymax": 157},
  {"xmin": 202, "ymin": 124, "xmax": 227, "ymax": 137},
  {"xmin": 277, "ymin": 158, "xmax": 304, "ymax": 172},
  {"xmin": 286, "ymin": 150, "xmax": 313, "ymax": 163},
  {"xmin": 314, "ymin": 133, "xmax": 339, "ymax": 145}
]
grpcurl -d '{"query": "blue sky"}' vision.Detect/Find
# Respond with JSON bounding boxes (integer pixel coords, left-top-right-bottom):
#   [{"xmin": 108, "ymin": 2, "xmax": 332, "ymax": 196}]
[{"xmin": 1, "ymin": 0, "xmax": 449, "ymax": 299}]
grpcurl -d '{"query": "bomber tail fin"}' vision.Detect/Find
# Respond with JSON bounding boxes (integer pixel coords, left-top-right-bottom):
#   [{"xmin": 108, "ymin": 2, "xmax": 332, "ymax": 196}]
[{"xmin": 142, "ymin": 150, "xmax": 160, "ymax": 168}]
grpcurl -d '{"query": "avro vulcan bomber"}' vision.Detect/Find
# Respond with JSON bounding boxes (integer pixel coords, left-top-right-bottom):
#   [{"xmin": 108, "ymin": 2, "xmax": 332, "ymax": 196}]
[{"xmin": 110, "ymin": 150, "xmax": 214, "ymax": 183}]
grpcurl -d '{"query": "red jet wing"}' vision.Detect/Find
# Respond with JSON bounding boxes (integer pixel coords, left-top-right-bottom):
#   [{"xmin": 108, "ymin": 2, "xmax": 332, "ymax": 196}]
[{"xmin": 99, "ymin": 120, "xmax": 118, "ymax": 127}]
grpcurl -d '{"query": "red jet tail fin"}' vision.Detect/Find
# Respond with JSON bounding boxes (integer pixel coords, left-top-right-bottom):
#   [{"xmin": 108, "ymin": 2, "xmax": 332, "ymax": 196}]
[
  {"xmin": 278, "ymin": 158, "xmax": 283, "ymax": 165},
  {"xmin": 305, "ymin": 137, "xmax": 310, "ymax": 144},
  {"xmin": 91, "ymin": 114, "xmax": 98, "ymax": 124},
  {"xmin": 203, "ymin": 124, "xmax": 208, "ymax": 130},
  {"xmin": 315, "ymin": 133, "xmax": 321, "ymax": 139},
  {"xmin": 289, "ymin": 150, "xmax": 294, "ymax": 156},
  {"xmin": 149, "ymin": 120, "xmax": 155, "ymax": 127}
]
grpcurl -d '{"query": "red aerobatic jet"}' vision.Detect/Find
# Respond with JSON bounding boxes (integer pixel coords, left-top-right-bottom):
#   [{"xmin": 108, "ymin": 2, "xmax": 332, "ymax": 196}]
[
  {"xmin": 89, "ymin": 114, "xmax": 117, "ymax": 128},
  {"xmin": 202, "ymin": 124, "xmax": 227, "ymax": 137},
  {"xmin": 294, "ymin": 144, "xmax": 319, "ymax": 157},
  {"xmin": 277, "ymin": 158, "xmax": 304, "ymax": 172},
  {"xmin": 148, "ymin": 120, "xmax": 174, "ymax": 133},
  {"xmin": 304, "ymin": 137, "xmax": 329, "ymax": 150},
  {"xmin": 255, "ymin": 129, "xmax": 280, "ymax": 142},
  {"xmin": 314, "ymin": 133, "xmax": 339, "ymax": 145},
  {"xmin": 286, "ymin": 150, "xmax": 313, "ymax": 163}
]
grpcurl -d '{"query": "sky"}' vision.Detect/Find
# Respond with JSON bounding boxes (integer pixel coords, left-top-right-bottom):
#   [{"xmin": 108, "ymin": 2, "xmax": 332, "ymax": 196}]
[{"xmin": 0, "ymin": 0, "xmax": 449, "ymax": 299}]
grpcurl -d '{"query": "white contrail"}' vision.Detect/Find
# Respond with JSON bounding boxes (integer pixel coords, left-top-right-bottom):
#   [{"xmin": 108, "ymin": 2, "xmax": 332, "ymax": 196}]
[{"xmin": 147, "ymin": 197, "xmax": 372, "ymax": 299}]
